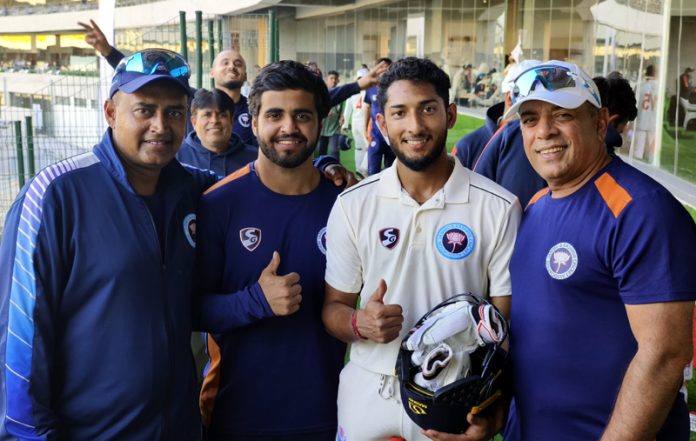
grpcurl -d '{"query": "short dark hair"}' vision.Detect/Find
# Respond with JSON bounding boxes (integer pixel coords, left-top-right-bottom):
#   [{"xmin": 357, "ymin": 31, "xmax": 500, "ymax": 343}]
[
  {"xmin": 645, "ymin": 64, "xmax": 656, "ymax": 77},
  {"xmin": 378, "ymin": 57, "xmax": 451, "ymax": 108},
  {"xmin": 377, "ymin": 57, "xmax": 392, "ymax": 66},
  {"xmin": 191, "ymin": 88, "xmax": 235, "ymax": 115},
  {"xmin": 327, "ymin": 70, "xmax": 339, "ymax": 78},
  {"xmin": 248, "ymin": 60, "xmax": 331, "ymax": 120},
  {"xmin": 592, "ymin": 75, "xmax": 638, "ymax": 124}
]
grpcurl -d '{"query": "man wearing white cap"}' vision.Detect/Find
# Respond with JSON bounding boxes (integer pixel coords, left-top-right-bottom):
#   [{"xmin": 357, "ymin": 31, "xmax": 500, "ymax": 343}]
[{"xmin": 507, "ymin": 60, "xmax": 696, "ymax": 441}]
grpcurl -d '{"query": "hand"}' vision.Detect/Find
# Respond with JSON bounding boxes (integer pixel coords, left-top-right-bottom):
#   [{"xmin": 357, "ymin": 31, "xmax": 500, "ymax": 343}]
[
  {"xmin": 422, "ymin": 405, "xmax": 505, "ymax": 441},
  {"xmin": 258, "ymin": 251, "xmax": 302, "ymax": 316},
  {"xmin": 357, "ymin": 60, "xmax": 390, "ymax": 90},
  {"xmin": 357, "ymin": 280, "xmax": 403, "ymax": 343},
  {"xmin": 323, "ymin": 164, "xmax": 359, "ymax": 188},
  {"xmin": 78, "ymin": 19, "xmax": 113, "ymax": 56}
]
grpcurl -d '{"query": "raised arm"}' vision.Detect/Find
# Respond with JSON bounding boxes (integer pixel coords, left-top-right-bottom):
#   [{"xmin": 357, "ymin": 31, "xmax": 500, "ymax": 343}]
[{"xmin": 78, "ymin": 19, "xmax": 124, "ymax": 68}]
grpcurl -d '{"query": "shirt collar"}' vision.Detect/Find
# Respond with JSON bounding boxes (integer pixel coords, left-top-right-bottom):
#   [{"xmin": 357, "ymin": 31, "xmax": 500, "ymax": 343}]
[{"xmin": 376, "ymin": 155, "xmax": 471, "ymax": 205}]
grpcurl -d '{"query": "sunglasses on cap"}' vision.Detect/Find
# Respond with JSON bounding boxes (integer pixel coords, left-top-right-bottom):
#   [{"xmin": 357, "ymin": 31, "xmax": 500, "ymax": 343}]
[
  {"xmin": 113, "ymin": 49, "xmax": 190, "ymax": 81},
  {"xmin": 511, "ymin": 65, "xmax": 601, "ymax": 107}
]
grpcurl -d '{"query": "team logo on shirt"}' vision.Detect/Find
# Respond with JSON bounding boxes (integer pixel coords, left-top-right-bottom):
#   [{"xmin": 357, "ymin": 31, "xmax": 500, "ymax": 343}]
[
  {"xmin": 183, "ymin": 213, "xmax": 196, "ymax": 248},
  {"xmin": 435, "ymin": 223, "xmax": 475, "ymax": 260},
  {"xmin": 240, "ymin": 227, "xmax": 262, "ymax": 252},
  {"xmin": 545, "ymin": 242, "xmax": 578, "ymax": 280},
  {"xmin": 317, "ymin": 227, "xmax": 327, "ymax": 255},
  {"xmin": 379, "ymin": 228, "xmax": 400, "ymax": 249},
  {"xmin": 238, "ymin": 113, "xmax": 251, "ymax": 128}
]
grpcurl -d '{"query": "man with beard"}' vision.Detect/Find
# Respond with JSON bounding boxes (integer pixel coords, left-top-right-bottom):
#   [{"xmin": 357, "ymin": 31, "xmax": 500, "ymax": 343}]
[
  {"xmin": 194, "ymin": 60, "xmax": 346, "ymax": 441},
  {"xmin": 322, "ymin": 57, "xmax": 521, "ymax": 441}
]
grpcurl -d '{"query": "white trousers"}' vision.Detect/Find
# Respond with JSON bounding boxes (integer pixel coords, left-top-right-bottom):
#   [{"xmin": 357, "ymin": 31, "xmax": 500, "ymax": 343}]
[{"xmin": 336, "ymin": 361, "xmax": 431, "ymax": 441}]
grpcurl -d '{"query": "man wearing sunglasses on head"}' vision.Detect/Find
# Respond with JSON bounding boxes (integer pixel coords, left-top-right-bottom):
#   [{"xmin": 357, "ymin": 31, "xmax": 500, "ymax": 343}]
[
  {"xmin": 504, "ymin": 61, "xmax": 696, "ymax": 441},
  {"xmin": 0, "ymin": 49, "xmax": 210, "ymax": 441}
]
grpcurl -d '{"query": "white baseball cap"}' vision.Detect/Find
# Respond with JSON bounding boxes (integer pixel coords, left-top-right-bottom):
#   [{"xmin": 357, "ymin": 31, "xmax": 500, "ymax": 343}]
[
  {"xmin": 504, "ymin": 60, "xmax": 602, "ymax": 120},
  {"xmin": 356, "ymin": 68, "xmax": 369, "ymax": 79}
]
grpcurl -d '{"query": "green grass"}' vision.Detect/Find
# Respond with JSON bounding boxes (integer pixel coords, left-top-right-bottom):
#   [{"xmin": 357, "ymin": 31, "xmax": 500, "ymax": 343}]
[
  {"xmin": 660, "ymin": 124, "xmax": 696, "ymax": 184},
  {"xmin": 338, "ymin": 112, "xmax": 484, "ymax": 173},
  {"xmin": 687, "ymin": 371, "xmax": 696, "ymax": 440},
  {"xmin": 687, "ymin": 205, "xmax": 696, "ymax": 222}
]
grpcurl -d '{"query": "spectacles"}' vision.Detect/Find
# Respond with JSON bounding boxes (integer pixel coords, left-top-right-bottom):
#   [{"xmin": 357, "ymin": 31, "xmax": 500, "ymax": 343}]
[
  {"xmin": 113, "ymin": 49, "xmax": 190, "ymax": 80},
  {"xmin": 511, "ymin": 65, "xmax": 601, "ymax": 107}
]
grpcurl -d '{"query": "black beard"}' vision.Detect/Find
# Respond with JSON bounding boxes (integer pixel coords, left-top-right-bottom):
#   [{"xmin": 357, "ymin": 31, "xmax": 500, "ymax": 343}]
[
  {"xmin": 259, "ymin": 138, "xmax": 316, "ymax": 169},
  {"xmin": 391, "ymin": 136, "xmax": 446, "ymax": 172},
  {"xmin": 220, "ymin": 80, "xmax": 243, "ymax": 90}
]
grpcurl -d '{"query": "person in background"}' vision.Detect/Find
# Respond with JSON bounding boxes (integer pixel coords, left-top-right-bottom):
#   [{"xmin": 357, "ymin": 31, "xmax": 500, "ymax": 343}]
[
  {"xmin": 364, "ymin": 57, "xmax": 394, "ymax": 175},
  {"xmin": 342, "ymin": 68, "xmax": 370, "ymax": 177},
  {"xmin": 179, "ymin": 88, "xmax": 257, "ymax": 178},
  {"xmin": 317, "ymin": 70, "xmax": 345, "ymax": 160},
  {"xmin": 633, "ymin": 64, "xmax": 659, "ymax": 161}
]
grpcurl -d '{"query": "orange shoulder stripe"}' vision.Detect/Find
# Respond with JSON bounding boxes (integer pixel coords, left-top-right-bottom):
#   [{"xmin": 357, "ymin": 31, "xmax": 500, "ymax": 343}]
[
  {"xmin": 204, "ymin": 163, "xmax": 252, "ymax": 195},
  {"xmin": 594, "ymin": 172, "xmax": 633, "ymax": 218},
  {"xmin": 526, "ymin": 187, "xmax": 550, "ymax": 209},
  {"xmin": 199, "ymin": 335, "xmax": 221, "ymax": 428}
]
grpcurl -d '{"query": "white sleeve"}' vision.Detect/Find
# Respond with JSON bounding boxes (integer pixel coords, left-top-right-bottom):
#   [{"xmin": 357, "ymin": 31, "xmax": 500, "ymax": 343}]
[
  {"xmin": 325, "ymin": 196, "xmax": 363, "ymax": 293},
  {"xmin": 341, "ymin": 97, "xmax": 354, "ymax": 131},
  {"xmin": 487, "ymin": 199, "xmax": 522, "ymax": 297}
]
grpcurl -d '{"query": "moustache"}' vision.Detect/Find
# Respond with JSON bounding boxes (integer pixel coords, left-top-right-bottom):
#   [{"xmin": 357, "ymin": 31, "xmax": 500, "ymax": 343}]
[{"xmin": 273, "ymin": 135, "xmax": 307, "ymax": 143}]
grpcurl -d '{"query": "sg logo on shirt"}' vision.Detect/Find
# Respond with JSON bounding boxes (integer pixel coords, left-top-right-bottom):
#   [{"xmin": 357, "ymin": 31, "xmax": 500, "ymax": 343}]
[
  {"xmin": 379, "ymin": 228, "xmax": 400, "ymax": 249},
  {"xmin": 240, "ymin": 227, "xmax": 262, "ymax": 252}
]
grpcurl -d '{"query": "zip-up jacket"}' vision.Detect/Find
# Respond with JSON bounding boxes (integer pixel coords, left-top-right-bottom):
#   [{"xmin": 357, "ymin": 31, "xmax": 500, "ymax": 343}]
[
  {"xmin": 0, "ymin": 130, "xmax": 214, "ymax": 441},
  {"xmin": 177, "ymin": 131, "xmax": 257, "ymax": 179}
]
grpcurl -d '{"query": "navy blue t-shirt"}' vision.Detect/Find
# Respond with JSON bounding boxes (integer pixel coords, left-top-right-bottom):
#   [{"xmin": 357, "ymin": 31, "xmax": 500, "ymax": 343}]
[
  {"xmin": 509, "ymin": 157, "xmax": 696, "ymax": 440},
  {"xmin": 195, "ymin": 163, "xmax": 345, "ymax": 437}
]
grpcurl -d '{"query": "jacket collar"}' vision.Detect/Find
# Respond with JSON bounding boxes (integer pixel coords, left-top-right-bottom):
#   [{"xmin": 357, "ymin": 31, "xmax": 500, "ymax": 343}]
[{"xmin": 183, "ymin": 130, "xmax": 246, "ymax": 157}]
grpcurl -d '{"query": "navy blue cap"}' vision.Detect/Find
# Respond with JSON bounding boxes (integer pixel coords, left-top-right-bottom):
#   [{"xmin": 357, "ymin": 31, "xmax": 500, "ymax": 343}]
[{"xmin": 109, "ymin": 49, "xmax": 193, "ymax": 98}]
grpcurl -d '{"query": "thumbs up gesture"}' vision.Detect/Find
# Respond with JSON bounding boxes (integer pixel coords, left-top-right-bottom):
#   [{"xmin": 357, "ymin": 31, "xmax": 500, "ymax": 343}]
[
  {"xmin": 357, "ymin": 279, "xmax": 404, "ymax": 343},
  {"xmin": 259, "ymin": 251, "xmax": 302, "ymax": 316}
]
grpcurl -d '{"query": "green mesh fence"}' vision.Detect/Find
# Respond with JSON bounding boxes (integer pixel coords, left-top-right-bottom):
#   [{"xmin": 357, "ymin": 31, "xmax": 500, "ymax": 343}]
[{"xmin": 0, "ymin": 11, "xmax": 265, "ymax": 234}]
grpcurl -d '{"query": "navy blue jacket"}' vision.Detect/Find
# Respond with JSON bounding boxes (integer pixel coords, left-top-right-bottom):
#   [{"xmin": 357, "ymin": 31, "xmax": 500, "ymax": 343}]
[
  {"xmin": 0, "ymin": 130, "xmax": 214, "ymax": 441},
  {"xmin": 178, "ymin": 131, "xmax": 257, "ymax": 179},
  {"xmin": 453, "ymin": 101, "xmax": 505, "ymax": 169}
]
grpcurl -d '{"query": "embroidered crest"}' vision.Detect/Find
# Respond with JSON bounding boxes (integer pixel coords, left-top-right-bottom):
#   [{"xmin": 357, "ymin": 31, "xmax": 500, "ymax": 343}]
[
  {"xmin": 545, "ymin": 242, "xmax": 578, "ymax": 280},
  {"xmin": 238, "ymin": 113, "xmax": 251, "ymax": 127},
  {"xmin": 435, "ymin": 223, "xmax": 475, "ymax": 260},
  {"xmin": 239, "ymin": 227, "xmax": 262, "ymax": 252},
  {"xmin": 379, "ymin": 227, "xmax": 400, "ymax": 249},
  {"xmin": 183, "ymin": 213, "xmax": 196, "ymax": 248},
  {"xmin": 317, "ymin": 227, "xmax": 327, "ymax": 255}
]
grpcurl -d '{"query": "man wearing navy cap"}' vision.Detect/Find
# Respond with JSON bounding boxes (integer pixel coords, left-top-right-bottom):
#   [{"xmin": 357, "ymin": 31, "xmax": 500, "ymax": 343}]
[{"xmin": 0, "ymin": 49, "xmax": 210, "ymax": 440}]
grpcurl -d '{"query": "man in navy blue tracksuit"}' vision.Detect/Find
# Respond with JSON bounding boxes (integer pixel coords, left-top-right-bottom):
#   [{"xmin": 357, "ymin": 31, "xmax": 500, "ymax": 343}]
[
  {"xmin": 0, "ymin": 49, "xmax": 213, "ymax": 441},
  {"xmin": 178, "ymin": 88, "xmax": 258, "ymax": 179}
]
